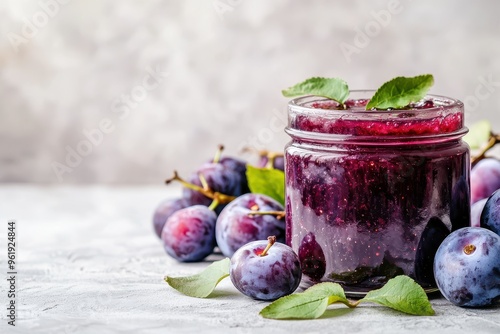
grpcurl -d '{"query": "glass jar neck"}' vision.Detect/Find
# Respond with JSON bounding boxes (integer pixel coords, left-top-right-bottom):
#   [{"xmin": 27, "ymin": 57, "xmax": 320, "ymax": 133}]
[{"xmin": 285, "ymin": 127, "xmax": 469, "ymax": 147}]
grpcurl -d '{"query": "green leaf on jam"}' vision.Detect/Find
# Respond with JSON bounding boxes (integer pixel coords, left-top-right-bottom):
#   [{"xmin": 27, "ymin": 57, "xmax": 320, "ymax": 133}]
[
  {"xmin": 164, "ymin": 258, "xmax": 230, "ymax": 298},
  {"xmin": 260, "ymin": 282, "xmax": 354, "ymax": 319},
  {"xmin": 246, "ymin": 165, "xmax": 285, "ymax": 205},
  {"xmin": 282, "ymin": 77, "xmax": 350, "ymax": 104},
  {"xmin": 463, "ymin": 120, "xmax": 492, "ymax": 149},
  {"xmin": 366, "ymin": 74, "xmax": 434, "ymax": 110},
  {"xmin": 359, "ymin": 275, "xmax": 435, "ymax": 316}
]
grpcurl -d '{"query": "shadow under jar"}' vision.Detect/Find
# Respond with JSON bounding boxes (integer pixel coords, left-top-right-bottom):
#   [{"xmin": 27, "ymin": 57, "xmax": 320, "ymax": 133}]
[{"xmin": 284, "ymin": 91, "xmax": 470, "ymax": 297}]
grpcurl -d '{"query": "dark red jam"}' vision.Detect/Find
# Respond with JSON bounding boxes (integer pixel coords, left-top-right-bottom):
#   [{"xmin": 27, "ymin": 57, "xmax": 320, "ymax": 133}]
[{"xmin": 285, "ymin": 94, "xmax": 470, "ymax": 296}]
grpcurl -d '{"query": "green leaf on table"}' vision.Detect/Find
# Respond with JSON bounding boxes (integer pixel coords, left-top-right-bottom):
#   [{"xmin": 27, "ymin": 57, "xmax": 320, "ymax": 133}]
[
  {"xmin": 282, "ymin": 77, "xmax": 350, "ymax": 104},
  {"xmin": 463, "ymin": 120, "xmax": 492, "ymax": 149},
  {"xmin": 164, "ymin": 258, "xmax": 230, "ymax": 298},
  {"xmin": 359, "ymin": 275, "xmax": 435, "ymax": 316},
  {"xmin": 260, "ymin": 275, "xmax": 434, "ymax": 320},
  {"xmin": 260, "ymin": 282, "xmax": 352, "ymax": 319},
  {"xmin": 246, "ymin": 165, "xmax": 285, "ymax": 205},
  {"xmin": 366, "ymin": 74, "xmax": 434, "ymax": 110}
]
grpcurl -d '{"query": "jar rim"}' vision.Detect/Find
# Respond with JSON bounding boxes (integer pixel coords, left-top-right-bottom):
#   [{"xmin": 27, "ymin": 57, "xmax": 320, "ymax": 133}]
[
  {"xmin": 288, "ymin": 90, "xmax": 464, "ymax": 117},
  {"xmin": 286, "ymin": 90, "xmax": 466, "ymax": 141}
]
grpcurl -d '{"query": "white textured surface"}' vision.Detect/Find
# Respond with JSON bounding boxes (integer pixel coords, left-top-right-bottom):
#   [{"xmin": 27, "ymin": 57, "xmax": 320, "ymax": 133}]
[
  {"xmin": 0, "ymin": 186, "xmax": 499, "ymax": 333},
  {"xmin": 1, "ymin": 0, "xmax": 500, "ymax": 184}
]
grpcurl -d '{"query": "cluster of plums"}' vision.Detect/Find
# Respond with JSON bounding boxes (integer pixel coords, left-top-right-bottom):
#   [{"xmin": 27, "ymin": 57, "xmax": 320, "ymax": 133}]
[
  {"xmin": 433, "ymin": 158, "xmax": 500, "ymax": 307},
  {"xmin": 153, "ymin": 147, "xmax": 299, "ymax": 300}
]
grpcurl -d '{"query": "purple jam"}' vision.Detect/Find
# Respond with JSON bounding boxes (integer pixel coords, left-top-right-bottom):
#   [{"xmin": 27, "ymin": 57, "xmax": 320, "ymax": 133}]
[{"xmin": 285, "ymin": 93, "xmax": 470, "ymax": 296}]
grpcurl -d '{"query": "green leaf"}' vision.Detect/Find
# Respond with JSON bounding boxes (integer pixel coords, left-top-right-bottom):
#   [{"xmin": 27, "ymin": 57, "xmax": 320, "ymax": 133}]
[
  {"xmin": 463, "ymin": 120, "xmax": 492, "ymax": 149},
  {"xmin": 359, "ymin": 275, "xmax": 435, "ymax": 316},
  {"xmin": 164, "ymin": 258, "xmax": 230, "ymax": 298},
  {"xmin": 366, "ymin": 74, "xmax": 434, "ymax": 110},
  {"xmin": 282, "ymin": 77, "xmax": 350, "ymax": 104},
  {"xmin": 260, "ymin": 275, "xmax": 433, "ymax": 320},
  {"xmin": 260, "ymin": 282, "xmax": 352, "ymax": 319},
  {"xmin": 246, "ymin": 165, "xmax": 285, "ymax": 205}
]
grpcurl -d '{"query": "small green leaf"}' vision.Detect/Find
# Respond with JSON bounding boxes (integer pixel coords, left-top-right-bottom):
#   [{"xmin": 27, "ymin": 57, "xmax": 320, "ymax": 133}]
[
  {"xmin": 282, "ymin": 77, "xmax": 350, "ymax": 104},
  {"xmin": 164, "ymin": 258, "xmax": 230, "ymax": 298},
  {"xmin": 366, "ymin": 74, "xmax": 434, "ymax": 110},
  {"xmin": 359, "ymin": 275, "xmax": 435, "ymax": 315},
  {"xmin": 246, "ymin": 165, "xmax": 285, "ymax": 205},
  {"xmin": 260, "ymin": 282, "xmax": 351, "ymax": 319},
  {"xmin": 463, "ymin": 120, "xmax": 492, "ymax": 149}
]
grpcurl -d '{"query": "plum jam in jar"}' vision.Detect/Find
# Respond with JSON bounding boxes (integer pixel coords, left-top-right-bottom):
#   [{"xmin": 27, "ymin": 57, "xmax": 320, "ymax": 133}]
[{"xmin": 285, "ymin": 91, "xmax": 470, "ymax": 296}]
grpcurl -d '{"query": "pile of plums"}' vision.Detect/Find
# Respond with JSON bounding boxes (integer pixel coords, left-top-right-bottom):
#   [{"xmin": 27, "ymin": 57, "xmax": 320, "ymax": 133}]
[
  {"xmin": 153, "ymin": 147, "xmax": 302, "ymax": 300},
  {"xmin": 152, "ymin": 146, "xmax": 286, "ymax": 262}
]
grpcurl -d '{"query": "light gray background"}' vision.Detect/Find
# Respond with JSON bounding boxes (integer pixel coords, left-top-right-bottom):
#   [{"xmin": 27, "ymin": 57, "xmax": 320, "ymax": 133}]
[{"xmin": 2, "ymin": 0, "xmax": 500, "ymax": 184}]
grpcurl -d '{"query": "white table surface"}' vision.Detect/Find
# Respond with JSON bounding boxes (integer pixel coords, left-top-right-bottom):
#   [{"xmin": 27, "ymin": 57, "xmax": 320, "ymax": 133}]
[{"xmin": 0, "ymin": 185, "xmax": 499, "ymax": 334}]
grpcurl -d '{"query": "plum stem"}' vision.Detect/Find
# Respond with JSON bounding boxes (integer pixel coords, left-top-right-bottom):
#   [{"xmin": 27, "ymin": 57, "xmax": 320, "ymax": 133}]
[
  {"xmin": 208, "ymin": 199, "xmax": 219, "ymax": 211},
  {"xmin": 198, "ymin": 173, "xmax": 209, "ymax": 191},
  {"xmin": 248, "ymin": 210, "xmax": 285, "ymax": 220},
  {"xmin": 471, "ymin": 132, "xmax": 500, "ymax": 167},
  {"xmin": 463, "ymin": 244, "xmax": 476, "ymax": 255},
  {"xmin": 259, "ymin": 236, "xmax": 277, "ymax": 257},
  {"xmin": 166, "ymin": 171, "xmax": 199, "ymax": 191},
  {"xmin": 240, "ymin": 147, "xmax": 284, "ymax": 169},
  {"xmin": 213, "ymin": 144, "xmax": 224, "ymax": 164},
  {"xmin": 343, "ymin": 300, "xmax": 361, "ymax": 308},
  {"xmin": 165, "ymin": 171, "xmax": 236, "ymax": 205}
]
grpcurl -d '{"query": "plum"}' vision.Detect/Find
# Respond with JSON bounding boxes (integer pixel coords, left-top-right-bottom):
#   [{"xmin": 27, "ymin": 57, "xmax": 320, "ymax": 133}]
[
  {"xmin": 298, "ymin": 232, "xmax": 326, "ymax": 281},
  {"xmin": 219, "ymin": 156, "xmax": 249, "ymax": 180},
  {"xmin": 215, "ymin": 193, "xmax": 285, "ymax": 257},
  {"xmin": 152, "ymin": 198, "xmax": 190, "ymax": 238},
  {"xmin": 183, "ymin": 151, "xmax": 250, "ymax": 214},
  {"xmin": 470, "ymin": 158, "xmax": 500, "ymax": 204},
  {"xmin": 480, "ymin": 189, "xmax": 500, "ymax": 236},
  {"xmin": 450, "ymin": 176, "xmax": 470, "ymax": 231},
  {"xmin": 257, "ymin": 154, "xmax": 284, "ymax": 171},
  {"xmin": 471, "ymin": 198, "xmax": 487, "ymax": 228},
  {"xmin": 183, "ymin": 163, "xmax": 247, "ymax": 209},
  {"xmin": 433, "ymin": 227, "xmax": 500, "ymax": 307},
  {"xmin": 230, "ymin": 236, "xmax": 301, "ymax": 300},
  {"xmin": 414, "ymin": 217, "xmax": 450, "ymax": 287},
  {"xmin": 161, "ymin": 205, "xmax": 216, "ymax": 262}
]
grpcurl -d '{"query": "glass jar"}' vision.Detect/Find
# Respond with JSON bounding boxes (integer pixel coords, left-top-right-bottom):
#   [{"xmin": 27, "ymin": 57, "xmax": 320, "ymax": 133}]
[{"xmin": 284, "ymin": 91, "xmax": 470, "ymax": 297}]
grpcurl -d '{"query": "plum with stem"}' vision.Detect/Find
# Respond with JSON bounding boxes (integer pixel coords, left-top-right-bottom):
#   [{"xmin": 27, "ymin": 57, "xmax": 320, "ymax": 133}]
[
  {"xmin": 215, "ymin": 193, "xmax": 285, "ymax": 257},
  {"xmin": 183, "ymin": 145, "xmax": 249, "ymax": 212},
  {"xmin": 230, "ymin": 236, "xmax": 301, "ymax": 300}
]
